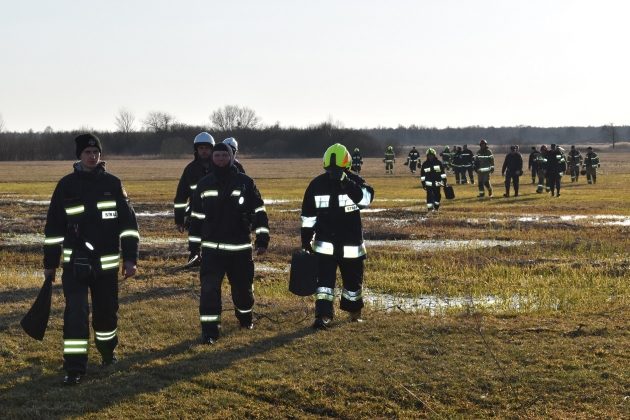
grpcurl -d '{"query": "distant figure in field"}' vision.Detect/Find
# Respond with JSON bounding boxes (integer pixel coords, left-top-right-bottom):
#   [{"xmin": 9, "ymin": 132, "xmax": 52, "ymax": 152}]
[
  {"xmin": 545, "ymin": 144, "xmax": 566, "ymax": 197},
  {"xmin": 532, "ymin": 146, "xmax": 547, "ymax": 193},
  {"xmin": 474, "ymin": 139, "xmax": 494, "ymax": 197},
  {"xmin": 439, "ymin": 146, "xmax": 453, "ymax": 172},
  {"xmin": 460, "ymin": 144, "xmax": 474, "ymax": 184},
  {"xmin": 502, "ymin": 145, "xmax": 523, "ymax": 197},
  {"xmin": 301, "ymin": 143, "xmax": 374, "ymax": 329},
  {"xmin": 583, "ymin": 146, "xmax": 600, "ymax": 184},
  {"xmin": 351, "ymin": 148, "xmax": 363, "ymax": 173},
  {"xmin": 451, "ymin": 146, "xmax": 465, "ymax": 184},
  {"xmin": 528, "ymin": 146, "xmax": 540, "ymax": 184},
  {"xmin": 384, "ymin": 146, "xmax": 395, "ymax": 174},
  {"xmin": 567, "ymin": 145, "xmax": 583, "ymax": 182},
  {"xmin": 406, "ymin": 146, "xmax": 420, "ymax": 173},
  {"xmin": 223, "ymin": 137, "xmax": 245, "ymax": 174},
  {"xmin": 43, "ymin": 134, "xmax": 139, "ymax": 385},
  {"xmin": 420, "ymin": 148, "xmax": 447, "ymax": 211}
]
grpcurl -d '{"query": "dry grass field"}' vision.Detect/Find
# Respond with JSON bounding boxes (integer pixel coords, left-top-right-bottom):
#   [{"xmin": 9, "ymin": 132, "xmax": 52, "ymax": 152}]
[{"xmin": 1, "ymin": 150, "xmax": 629, "ymax": 419}]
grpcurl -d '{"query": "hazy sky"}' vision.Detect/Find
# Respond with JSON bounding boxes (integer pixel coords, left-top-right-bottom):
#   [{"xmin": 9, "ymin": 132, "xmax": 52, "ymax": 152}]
[{"xmin": 1, "ymin": 0, "xmax": 628, "ymax": 132}]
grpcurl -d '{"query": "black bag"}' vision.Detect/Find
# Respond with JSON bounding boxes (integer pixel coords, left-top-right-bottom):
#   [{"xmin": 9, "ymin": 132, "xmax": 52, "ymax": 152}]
[
  {"xmin": 289, "ymin": 250, "xmax": 318, "ymax": 296},
  {"xmin": 20, "ymin": 274, "xmax": 53, "ymax": 341},
  {"xmin": 444, "ymin": 185, "xmax": 455, "ymax": 199},
  {"xmin": 580, "ymin": 168, "xmax": 587, "ymax": 175}
]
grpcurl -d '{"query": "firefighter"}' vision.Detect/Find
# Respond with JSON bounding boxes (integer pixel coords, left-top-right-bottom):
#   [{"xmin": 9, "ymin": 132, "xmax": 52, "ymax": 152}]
[
  {"xmin": 567, "ymin": 145, "xmax": 583, "ymax": 182},
  {"xmin": 474, "ymin": 139, "xmax": 494, "ymax": 197},
  {"xmin": 460, "ymin": 144, "xmax": 474, "ymax": 184},
  {"xmin": 439, "ymin": 146, "xmax": 453, "ymax": 172},
  {"xmin": 188, "ymin": 143, "xmax": 269, "ymax": 344},
  {"xmin": 420, "ymin": 148, "xmax": 447, "ymax": 211},
  {"xmin": 301, "ymin": 143, "xmax": 375, "ymax": 329},
  {"xmin": 43, "ymin": 134, "xmax": 139, "ymax": 385},
  {"xmin": 534, "ymin": 145, "xmax": 548, "ymax": 193},
  {"xmin": 173, "ymin": 132, "xmax": 214, "ymax": 264},
  {"xmin": 407, "ymin": 146, "xmax": 420, "ymax": 173},
  {"xmin": 451, "ymin": 146, "xmax": 465, "ymax": 184},
  {"xmin": 223, "ymin": 137, "xmax": 245, "ymax": 174},
  {"xmin": 351, "ymin": 148, "xmax": 363, "ymax": 173},
  {"xmin": 528, "ymin": 146, "xmax": 540, "ymax": 184},
  {"xmin": 384, "ymin": 145, "xmax": 395, "ymax": 174},
  {"xmin": 583, "ymin": 146, "xmax": 600, "ymax": 184},
  {"xmin": 502, "ymin": 145, "xmax": 523, "ymax": 197},
  {"xmin": 545, "ymin": 144, "xmax": 566, "ymax": 197}
]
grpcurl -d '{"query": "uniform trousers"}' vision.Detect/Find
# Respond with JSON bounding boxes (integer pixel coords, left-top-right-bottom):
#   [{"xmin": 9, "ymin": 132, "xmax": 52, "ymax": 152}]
[
  {"xmin": 199, "ymin": 250, "xmax": 254, "ymax": 338},
  {"xmin": 315, "ymin": 254, "xmax": 364, "ymax": 319},
  {"xmin": 62, "ymin": 268, "xmax": 119, "ymax": 374}
]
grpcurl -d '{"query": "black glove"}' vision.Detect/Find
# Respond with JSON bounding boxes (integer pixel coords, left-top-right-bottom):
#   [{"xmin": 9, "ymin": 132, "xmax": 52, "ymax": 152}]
[{"xmin": 302, "ymin": 242, "xmax": 314, "ymax": 253}]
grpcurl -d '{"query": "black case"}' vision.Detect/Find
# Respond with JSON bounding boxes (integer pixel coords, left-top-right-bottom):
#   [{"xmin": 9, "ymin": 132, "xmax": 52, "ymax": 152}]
[
  {"xmin": 444, "ymin": 185, "xmax": 455, "ymax": 199},
  {"xmin": 289, "ymin": 250, "xmax": 318, "ymax": 296}
]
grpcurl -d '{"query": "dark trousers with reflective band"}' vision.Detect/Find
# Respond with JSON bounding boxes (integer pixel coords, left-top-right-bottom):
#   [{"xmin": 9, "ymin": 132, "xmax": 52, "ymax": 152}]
[
  {"xmin": 199, "ymin": 250, "xmax": 254, "ymax": 338},
  {"xmin": 61, "ymin": 268, "xmax": 119, "ymax": 374},
  {"xmin": 315, "ymin": 254, "xmax": 364, "ymax": 319},
  {"xmin": 477, "ymin": 172, "xmax": 492, "ymax": 195},
  {"xmin": 535, "ymin": 169, "xmax": 546, "ymax": 192},
  {"xmin": 504, "ymin": 174, "xmax": 519, "ymax": 195},
  {"xmin": 546, "ymin": 172, "xmax": 561, "ymax": 194},
  {"xmin": 425, "ymin": 186, "xmax": 441, "ymax": 210},
  {"xmin": 466, "ymin": 167, "xmax": 474, "ymax": 183},
  {"xmin": 586, "ymin": 167, "xmax": 597, "ymax": 183}
]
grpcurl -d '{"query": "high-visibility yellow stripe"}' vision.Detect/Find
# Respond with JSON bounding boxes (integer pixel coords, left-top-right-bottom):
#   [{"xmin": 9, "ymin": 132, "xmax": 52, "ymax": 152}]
[
  {"xmin": 44, "ymin": 236, "xmax": 64, "ymax": 245},
  {"xmin": 119, "ymin": 230, "xmax": 140, "ymax": 239},
  {"xmin": 65, "ymin": 205, "xmax": 85, "ymax": 215},
  {"xmin": 97, "ymin": 201, "xmax": 117, "ymax": 209},
  {"xmin": 200, "ymin": 315, "xmax": 221, "ymax": 322},
  {"xmin": 174, "ymin": 202, "xmax": 188, "ymax": 209},
  {"xmin": 201, "ymin": 190, "xmax": 218, "ymax": 198}
]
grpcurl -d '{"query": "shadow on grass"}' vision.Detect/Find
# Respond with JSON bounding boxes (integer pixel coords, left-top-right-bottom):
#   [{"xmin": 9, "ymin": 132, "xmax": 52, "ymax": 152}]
[{"xmin": 0, "ymin": 327, "xmax": 320, "ymax": 418}]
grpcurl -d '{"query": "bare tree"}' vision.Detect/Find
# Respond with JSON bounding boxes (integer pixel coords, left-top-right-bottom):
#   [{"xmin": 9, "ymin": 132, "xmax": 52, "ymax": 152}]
[
  {"xmin": 0, "ymin": 113, "xmax": 4, "ymax": 132},
  {"xmin": 143, "ymin": 111, "xmax": 176, "ymax": 132},
  {"xmin": 210, "ymin": 105, "xmax": 260, "ymax": 131},
  {"xmin": 115, "ymin": 108, "xmax": 135, "ymax": 133},
  {"xmin": 601, "ymin": 123, "xmax": 617, "ymax": 149}
]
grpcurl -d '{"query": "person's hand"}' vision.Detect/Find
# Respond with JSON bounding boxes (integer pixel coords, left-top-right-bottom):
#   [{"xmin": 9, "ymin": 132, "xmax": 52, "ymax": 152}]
[
  {"xmin": 255, "ymin": 247, "xmax": 267, "ymax": 256},
  {"xmin": 123, "ymin": 261, "xmax": 137, "ymax": 279},
  {"xmin": 176, "ymin": 224, "xmax": 185, "ymax": 233},
  {"xmin": 302, "ymin": 243, "xmax": 314, "ymax": 253},
  {"xmin": 44, "ymin": 268, "xmax": 56, "ymax": 283}
]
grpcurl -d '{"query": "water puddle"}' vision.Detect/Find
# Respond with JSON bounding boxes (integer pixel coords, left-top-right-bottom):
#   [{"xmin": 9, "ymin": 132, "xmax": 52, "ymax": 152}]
[
  {"xmin": 0, "ymin": 199, "xmax": 50, "ymax": 206},
  {"xmin": 365, "ymin": 239, "xmax": 532, "ymax": 251},
  {"xmin": 136, "ymin": 211, "xmax": 172, "ymax": 218}
]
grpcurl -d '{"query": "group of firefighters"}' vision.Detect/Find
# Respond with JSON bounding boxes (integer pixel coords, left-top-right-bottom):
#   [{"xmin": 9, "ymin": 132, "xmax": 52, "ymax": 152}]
[
  {"xmin": 350, "ymin": 141, "xmax": 601, "ymax": 202},
  {"xmin": 42, "ymin": 134, "xmax": 374, "ymax": 385},
  {"xmin": 40, "ymin": 133, "xmax": 603, "ymax": 386}
]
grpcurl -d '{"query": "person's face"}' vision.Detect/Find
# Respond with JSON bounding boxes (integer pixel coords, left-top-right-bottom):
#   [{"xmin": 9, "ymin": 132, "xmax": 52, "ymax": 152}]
[
  {"xmin": 212, "ymin": 150, "xmax": 231, "ymax": 168},
  {"xmin": 80, "ymin": 147, "xmax": 101, "ymax": 170},
  {"xmin": 197, "ymin": 144, "xmax": 212, "ymax": 159}
]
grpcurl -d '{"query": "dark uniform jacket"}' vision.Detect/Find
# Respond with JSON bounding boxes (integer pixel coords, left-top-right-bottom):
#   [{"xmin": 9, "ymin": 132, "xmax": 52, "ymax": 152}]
[
  {"xmin": 408, "ymin": 149, "xmax": 420, "ymax": 162},
  {"xmin": 420, "ymin": 159, "xmax": 447, "ymax": 187},
  {"xmin": 545, "ymin": 149, "xmax": 567, "ymax": 174},
  {"xmin": 173, "ymin": 159, "xmax": 212, "ymax": 226},
  {"xmin": 460, "ymin": 148, "xmax": 474, "ymax": 168},
  {"xmin": 528, "ymin": 150, "xmax": 541, "ymax": 171},
  {"xmin": 188, "ymin": 166, "xmax": 269, "ymax": 254},
  {"xmin": 584, "ymin": 152, "xmax": 600, "ymax": 168},
  {"xmin": 568, "ymin": 149, "xmax": 582, "ymax": 166},
  {"xmin": 301, "ymin": 171, "xmax": 374, "ymax": 259},
  {"xmin": 502, "ymin": 152, "xmax": 523, "ymax": 175},
  {"xmin": 43, "ymin": 162, "xmax": 139, "ymax": 271}
]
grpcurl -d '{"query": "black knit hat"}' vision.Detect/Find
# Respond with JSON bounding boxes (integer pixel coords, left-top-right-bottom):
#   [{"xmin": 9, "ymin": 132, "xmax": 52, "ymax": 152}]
[
  {"xmin": 75, "ymin": 133, "xmax": 102, "ymax": 158},
  {"xmin": 212, "ymin": 142, "xmax": 234, "ymax": 166}
]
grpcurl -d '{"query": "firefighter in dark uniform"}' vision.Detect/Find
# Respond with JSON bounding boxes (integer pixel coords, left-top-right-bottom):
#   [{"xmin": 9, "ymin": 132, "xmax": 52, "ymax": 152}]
[
  {"xmin": 474, "ymin": 139, "xmax": 495, "ymax": 197},
  {"xmin": 528, "ymin": 146, "xmax": 540, "ymax": 184},
  {"xmin": 173, "ymin": 132, "xmax": 214, "ymax": 263},
  {"xmin": 301, "ymin": 143, "xmax": 375, "ymax": 329},
  {"xmin": 43, "ymin": 134, "xmax": 139, "ymax": 385},
  {"xmin": 567, "ymin": 145, "xmax": 583, "ymax": 182},
  {"xmin": 439, "ymin": 146, "xmax": 453, "ymax": 172},
  {"xmin": 420, "ymin": 148, "xmax": 447, "ymax": 211},
  {"xmin": 545, "ymin": 144, "xmax": 567, "ymax": 197},
  {"xmin": 451, "ymin": 146, "xmax": 465, "ymax": 184},
  {"xmin": 188, "ymin": 143, "xmax": 269, "ymax": 344},
  {"xmin": 351, "ymin": 148, "xmax": 363, "ymax": 173},
  {"xmin": 534, "ymin": 145, "xmax": 548, "ymax": 193},
  {"xmin": 384, "ymin": 146, "xmax": 395, "ymax": 174},
  {"xmin": 583, "ymin": 146, "xmax": 600, "ymax": 184},
  {"xmin": 502, "ymin": 145, "xmax": 523, "ymax": 197},
  {"xmin": 407, "ymin": 146, "xmax": 420, "ymax": 173},
  {"xmin": 223, "ymin": 137, "xmax": 246, "ymax": 174},
  {"xmin": 460, "ymin": 144, "xmax": 474, "ymax": 184}
]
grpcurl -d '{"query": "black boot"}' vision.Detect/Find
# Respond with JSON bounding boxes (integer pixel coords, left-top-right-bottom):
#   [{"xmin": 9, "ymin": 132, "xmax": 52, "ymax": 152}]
[{"xmin": 63, "ymin": 371, "xmax": 82, "ymax": 386}]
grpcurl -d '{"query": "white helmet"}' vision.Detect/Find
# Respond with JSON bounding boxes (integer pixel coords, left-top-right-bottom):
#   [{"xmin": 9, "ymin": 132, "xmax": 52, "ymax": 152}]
[
  {"xmin": 194, "ymin": 132, "xmax": 215, "ymax": 146},
  {"xmin": 223, "ymin": 137, "xmax": 238, "ymax": 152}
]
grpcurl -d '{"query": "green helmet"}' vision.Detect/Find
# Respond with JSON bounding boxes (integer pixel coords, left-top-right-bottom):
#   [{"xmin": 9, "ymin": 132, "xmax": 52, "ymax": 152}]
[
  {"xmin": 387, "ymin": 145, "xmax": 393, "ymax": 151},
  {"xmin": 323, "ymin": 143, "xmax": 351, "ymax": 169},
  {"xmin": 426, "ymin": 148, "xmax": 436, "ymax": 156}
]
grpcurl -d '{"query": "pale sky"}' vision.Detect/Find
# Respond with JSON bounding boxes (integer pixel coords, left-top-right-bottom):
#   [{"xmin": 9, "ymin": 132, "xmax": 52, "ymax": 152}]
[{"xmin": 1, "ymin": 0, "xmax": 628, "ymax": 132}]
